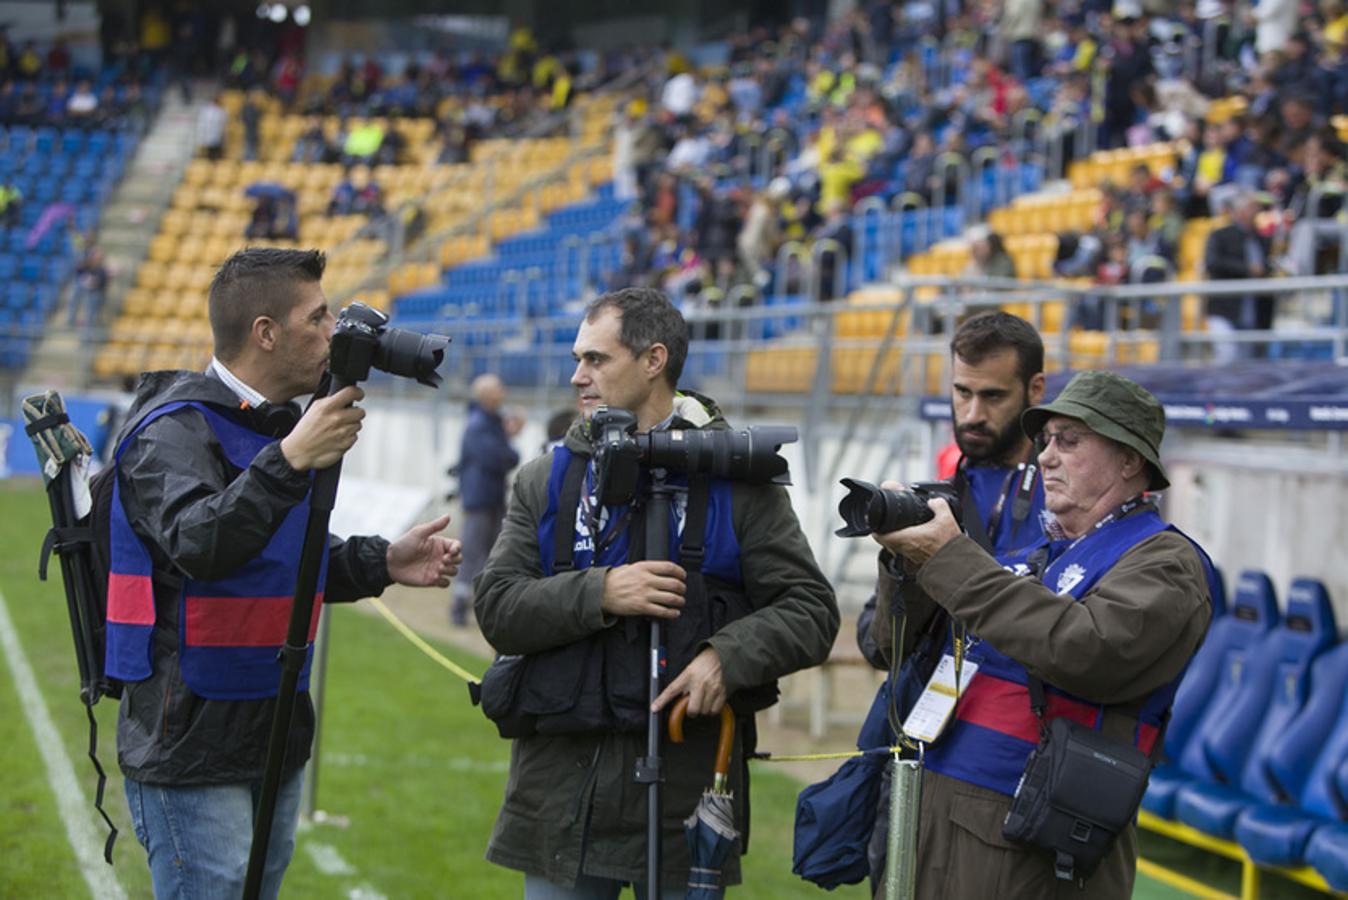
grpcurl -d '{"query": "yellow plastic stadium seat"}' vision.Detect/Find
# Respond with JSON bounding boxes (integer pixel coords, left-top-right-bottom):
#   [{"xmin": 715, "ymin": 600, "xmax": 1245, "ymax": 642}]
[
  {"xmin": 745, "ymin": 347, "xmax": 816, "ymax": 394},
  {"xmin": 1042, "ymin": 300, "xmax": 1066, "ymax": 333},
  {"xmin": 151, "ymin": 291, "xmax": 178, "ymax": 318},
  {"xmin": 832, "ymin": 346, "xmax": 902, "ymax": 394},
  {"xmin": 137, "ymin": 261, "xmax": 167, "ymax": 290}
]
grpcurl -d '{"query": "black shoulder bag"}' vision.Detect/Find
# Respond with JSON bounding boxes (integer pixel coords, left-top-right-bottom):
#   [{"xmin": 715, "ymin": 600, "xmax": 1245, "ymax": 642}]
[{"xmin": 1001, "ymin": 675, "xmax": 1164, "ymax": 885}]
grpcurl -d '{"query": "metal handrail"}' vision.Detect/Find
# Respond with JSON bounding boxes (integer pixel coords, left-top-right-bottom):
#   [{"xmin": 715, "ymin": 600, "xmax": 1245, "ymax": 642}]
[
  {"xmin": 851, "ymin": 197, "xmax": 889, "ymax": 284},
  {"xmin": 1011, "ymin": 108, "xmax": 1042, "ymax": 154},
  {"xmin": 1201, "ymin": 17, "xmax": 1227, "ymax": 85},
  {"xmin": 823, "ymin": 283, "xmax": 919, "ymax": 489},
  {"xmin": 759, "ymin": 127, "xmax": 796, "ymax": 184},
  {"xmin": 558, "ymin": 234, "xmax": 584, "ymax": 299},
  {"xmin": 810, "ymin": 237, "xmax": 848, "ymax": 303},
  {"xmin": 773, "ymin": 240, "xmax": 812, "ymax": 304},
  {"xmin": 970, "ymin": 146, "xmax": 1002, "ymax": 220},
  {"xmin": 741, "ymin": 132, "xmax": 764, "ymax": 184},
  {"xmin": 891, "ymin": 191, "xmax": 928, "ymax": 257},
  {"xmin": 932, "ymin": 152, "xmax": 970, "ymax": 226}
]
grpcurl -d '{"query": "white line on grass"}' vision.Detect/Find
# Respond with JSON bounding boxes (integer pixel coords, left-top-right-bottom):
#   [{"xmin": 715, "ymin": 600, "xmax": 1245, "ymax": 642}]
[
  {"xmin": 306, "ymin": 841, "xmax": 356, "ymax": 875},
  {"xmin": 0, "ymin": 590, "xmax": 126, "ymax": 900}
]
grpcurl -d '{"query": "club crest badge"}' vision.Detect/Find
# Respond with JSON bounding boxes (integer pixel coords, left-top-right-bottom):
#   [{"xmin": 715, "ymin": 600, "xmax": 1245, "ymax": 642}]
[{"xmin": 1056, "ymin": 563, "xmax": 1087, "ymax": 595}]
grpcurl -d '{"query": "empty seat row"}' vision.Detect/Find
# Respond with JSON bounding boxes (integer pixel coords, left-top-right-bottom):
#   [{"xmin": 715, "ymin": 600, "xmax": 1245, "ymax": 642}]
[{"xmin": 1143, "ymin": 571, "xmax": 1348, "ymax": 889}]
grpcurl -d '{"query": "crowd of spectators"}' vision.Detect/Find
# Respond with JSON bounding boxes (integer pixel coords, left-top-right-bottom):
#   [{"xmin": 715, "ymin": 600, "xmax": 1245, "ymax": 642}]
[
  {"xmin": 213, "ymin": 24, "xmax": 600, "ymax": 173},
  {"xmin": 602, "ymin": 0, "xmax": 1348, "ymax": 323},
  {"xmin": 0, "ymin": 31, "xmax": 157, "ymax": 132}
]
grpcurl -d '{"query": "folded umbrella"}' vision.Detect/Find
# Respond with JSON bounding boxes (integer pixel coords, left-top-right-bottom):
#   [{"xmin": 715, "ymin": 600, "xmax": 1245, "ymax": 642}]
[{"xmin": 669, "ymin": 698, "xmax": 738, "ymax": 900}]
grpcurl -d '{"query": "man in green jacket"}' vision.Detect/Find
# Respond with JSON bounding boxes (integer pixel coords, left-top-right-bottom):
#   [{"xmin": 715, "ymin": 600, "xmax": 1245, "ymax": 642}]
[
  {"xmin": 476, "ymin": 287, "xmax": 839, "ymax": 897},
  {"xmin": 870, "ymin": 371, "xmax": 1214, "ymax": 899}
]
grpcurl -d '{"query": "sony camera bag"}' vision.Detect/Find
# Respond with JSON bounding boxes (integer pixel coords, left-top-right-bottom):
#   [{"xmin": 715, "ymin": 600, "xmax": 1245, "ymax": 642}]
[{"xmin": 1002, "ymin": 677, "xmax": 1160, "ymax": 884}]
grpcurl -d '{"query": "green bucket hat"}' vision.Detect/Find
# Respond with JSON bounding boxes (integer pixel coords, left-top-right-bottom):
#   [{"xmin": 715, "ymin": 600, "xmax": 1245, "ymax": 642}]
[{"xmin": 1020, "ymin": 370, "xmax": 1170, "ymax": 490}]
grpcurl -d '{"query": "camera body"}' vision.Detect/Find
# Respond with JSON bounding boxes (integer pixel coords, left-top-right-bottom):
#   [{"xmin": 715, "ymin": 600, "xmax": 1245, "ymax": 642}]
[
  {"xmin": 329, "ymin": 302, "xmax": 450, "ymax": 387},
  {"xmin": 588, "ymin": 406, "xmax": 797, "ymax": 507},
  {"xmin": 835, "ymin": 478, "xmax": 962, "ymax": 537}
]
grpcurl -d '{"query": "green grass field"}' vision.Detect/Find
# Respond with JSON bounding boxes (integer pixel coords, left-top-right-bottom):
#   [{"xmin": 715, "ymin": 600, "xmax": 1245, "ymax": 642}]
[{"xmin": 0, "ymin": 478, "xmax": 1326, "ymax": 899}]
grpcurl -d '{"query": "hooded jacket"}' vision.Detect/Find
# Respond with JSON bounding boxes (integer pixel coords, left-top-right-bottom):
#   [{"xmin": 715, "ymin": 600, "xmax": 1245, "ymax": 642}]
[{"xmin": 113, "ymin": 370, "xmax": 392, "ymax": 784}]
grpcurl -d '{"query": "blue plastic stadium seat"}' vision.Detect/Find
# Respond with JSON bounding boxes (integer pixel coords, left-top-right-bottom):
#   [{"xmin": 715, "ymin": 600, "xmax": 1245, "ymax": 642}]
[
  {"xmin": 1233, "ymin": 582, "xmax": 1348, "ymax": 866},
  {"xmin": 5, "ymin": 284, "xmax": 30, "ymax": 310},
  {"xmin": 1142, "ymin": 568, "xmax": 1269, "ymax": 819},
  {"xmin": 34, "ymin": 127, "xmax": 56, "ymax": 154},
  {"xmin": 60, "ymin": 129, "xmax": 84, "ymax": 155},
  {"xmin": 1174, "ymin": 577, "xmax": 1336, "ymax": 838},
  {"xmin": 1306, "ymin": 825, "xmax": 1348, "ymax": 890}
]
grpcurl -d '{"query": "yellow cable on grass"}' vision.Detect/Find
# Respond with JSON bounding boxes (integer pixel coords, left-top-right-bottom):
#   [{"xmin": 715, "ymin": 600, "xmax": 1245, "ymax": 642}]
[
  {"xmin": 367, "ymin": 596, "xmax": 482, "ymax": 685},
  {"xmin": 368, "ymin": 598, "xmax": 907, "ymax": 765},
  {"xmin": 752, "ymin": 747, "xmax": 907, "ymax": 763}
]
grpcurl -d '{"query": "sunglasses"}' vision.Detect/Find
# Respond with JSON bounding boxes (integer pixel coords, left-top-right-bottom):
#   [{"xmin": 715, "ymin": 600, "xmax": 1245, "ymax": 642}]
[{"xmin": 1033, "ymin": 428, "xmax": 1092, "ymax": 454}]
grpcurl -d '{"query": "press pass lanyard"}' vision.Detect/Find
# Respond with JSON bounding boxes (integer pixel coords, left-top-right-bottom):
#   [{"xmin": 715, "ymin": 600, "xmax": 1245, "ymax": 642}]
[{"xmin": 956, "ymin": 450, "xmax": 1039, "ymax": 545}]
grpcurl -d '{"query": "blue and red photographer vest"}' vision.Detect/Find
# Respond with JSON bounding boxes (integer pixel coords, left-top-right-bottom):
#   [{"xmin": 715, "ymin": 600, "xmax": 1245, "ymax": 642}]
[
  {"xmin": 537, "ymin": 446, "xmax": 741, "ymax": 582},
  {"xmin": 476, "ymin": 444, "xmax": 777, "ymax": 737},
  {"xmin": 105, "ymin": 401, "xmax": 329, "ymax": 700},
  {"xmin": 924, "ymin": 508, "xmax": 1209, "ymax": 796}
]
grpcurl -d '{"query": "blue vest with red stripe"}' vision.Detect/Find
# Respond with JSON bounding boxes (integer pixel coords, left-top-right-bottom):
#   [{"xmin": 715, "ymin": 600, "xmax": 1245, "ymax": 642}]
[
  {"xmin": 105, "ymin": 401, "xmax": 328, "ymax": 700},
  {"xmin": 924, "ymin": 508, "xmax": 1196, "ymax": 796},
  {"xmin": 537, "ymin": 446, "xmax": 741, "ymax": 582}
]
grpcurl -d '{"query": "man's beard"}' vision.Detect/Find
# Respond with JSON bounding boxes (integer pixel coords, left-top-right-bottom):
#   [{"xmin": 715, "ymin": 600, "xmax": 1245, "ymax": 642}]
[{"xmin": 954, "ymin": 411, "xmax": 1027, "ymax": 466}]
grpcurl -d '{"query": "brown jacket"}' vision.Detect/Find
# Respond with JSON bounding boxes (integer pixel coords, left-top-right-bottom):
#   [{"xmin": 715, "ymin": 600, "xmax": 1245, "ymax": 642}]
[{"xmin": 872, "ymin": 518, "xmax": 1211, "ymax": 899}]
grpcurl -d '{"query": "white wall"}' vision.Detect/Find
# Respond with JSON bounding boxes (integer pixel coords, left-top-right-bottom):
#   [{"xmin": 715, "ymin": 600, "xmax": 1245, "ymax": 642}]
[{"xmin": 344, "ymin": 394, "xmax": 1348, "ymax": 622}]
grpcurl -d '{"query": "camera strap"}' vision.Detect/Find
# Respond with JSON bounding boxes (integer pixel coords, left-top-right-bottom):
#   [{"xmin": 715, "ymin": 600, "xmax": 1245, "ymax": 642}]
[
  {"xmin": 954, "ymin": 452, "xmax": 1038, "ymax": 550},
  {"xmin": 552, "ymin": 454, "xmax": 588, "ymax": 573},
  {"xmin": 952, "ymin": 464, "xmax": 997, "ymax": 555},
  {"xmin": 679, "ymin": 475, "xmax": 710, "ymax": 571}
]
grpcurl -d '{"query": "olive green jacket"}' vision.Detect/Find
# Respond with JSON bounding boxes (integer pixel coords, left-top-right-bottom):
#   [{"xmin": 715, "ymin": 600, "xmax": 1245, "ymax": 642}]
[{"xmin": 475, "ymin": 394, "xmax": 839, "ymax": 889}]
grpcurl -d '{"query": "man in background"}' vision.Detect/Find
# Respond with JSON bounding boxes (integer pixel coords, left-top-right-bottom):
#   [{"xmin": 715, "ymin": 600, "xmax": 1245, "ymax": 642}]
[{"xmin": 450, "ymin": 373, "xmax": 522, "ymax": 627}]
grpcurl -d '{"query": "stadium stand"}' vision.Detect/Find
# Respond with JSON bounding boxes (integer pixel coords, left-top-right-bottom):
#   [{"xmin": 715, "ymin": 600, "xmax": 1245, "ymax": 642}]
[{"xmin": 0, "ymin": 58, "xmax": 160, "ymax": 372}]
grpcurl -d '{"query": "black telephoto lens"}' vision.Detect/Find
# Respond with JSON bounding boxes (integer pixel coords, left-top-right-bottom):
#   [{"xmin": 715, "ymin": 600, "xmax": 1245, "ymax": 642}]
[
  {"xmin": 373, "ymin": 328, "xmax": 449, "ymax": 388},
  {"xmin": 644, "ymin": 426, "xmax": 797, "ymax": 484},
  {"xmin": 835, "ymin": 478, "xmax": 951, "ymax": 537}
]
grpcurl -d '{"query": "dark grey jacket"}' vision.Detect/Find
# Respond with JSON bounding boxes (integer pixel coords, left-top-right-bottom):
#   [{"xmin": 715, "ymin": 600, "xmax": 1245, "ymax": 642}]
[{"xmin": 114, "ymin": 370, "xmax": 391, "ymax": 785}]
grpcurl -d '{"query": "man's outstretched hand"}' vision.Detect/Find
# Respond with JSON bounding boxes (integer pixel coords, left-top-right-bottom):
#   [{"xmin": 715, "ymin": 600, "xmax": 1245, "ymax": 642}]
[{"xmin": 387, "ymin": 514, "xmax": 462, "ymax": 588}]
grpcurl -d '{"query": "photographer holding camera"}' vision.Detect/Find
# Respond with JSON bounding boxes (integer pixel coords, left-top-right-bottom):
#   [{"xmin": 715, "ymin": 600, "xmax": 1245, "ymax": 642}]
[
  {"xmin": 858, "ymin": 311, "xmax": 1047, "ymax": 668},
  {"xmin": 841, "ymin": 313, "xmax": 1048, "ymax": 894},
  {"xmin": 475, "ymin": 287, "xmax": 839, "ymax": 897},
  {"xmin": 868, "ymin": 370, "xmax": 1216, "ymax": 899},
  {"xmin": 109, "ymin": 248, "xmax": 462, "ymax": 899}
]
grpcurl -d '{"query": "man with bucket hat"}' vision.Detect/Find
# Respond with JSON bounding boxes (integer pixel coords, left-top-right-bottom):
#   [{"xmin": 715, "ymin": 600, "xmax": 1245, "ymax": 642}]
[{"xmin": 867, "ymin": 370, "xmax": 1218, "ymax": 898}]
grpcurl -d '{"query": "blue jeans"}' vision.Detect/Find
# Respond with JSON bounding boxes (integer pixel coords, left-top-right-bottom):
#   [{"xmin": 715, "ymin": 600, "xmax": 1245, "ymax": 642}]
[
  {"xmin": 125, "ymin": 767, "xmax": 305, "ymax": 900},
  {"xmin": 524, "ymin": 873, "xmax": 687, "ymax": 899}
]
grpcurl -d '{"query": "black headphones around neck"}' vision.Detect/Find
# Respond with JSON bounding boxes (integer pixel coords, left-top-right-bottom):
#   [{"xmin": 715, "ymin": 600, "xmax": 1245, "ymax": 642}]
[{"xmin": 241, "ymin": 400, "xmax": 302, "ymax": 438}]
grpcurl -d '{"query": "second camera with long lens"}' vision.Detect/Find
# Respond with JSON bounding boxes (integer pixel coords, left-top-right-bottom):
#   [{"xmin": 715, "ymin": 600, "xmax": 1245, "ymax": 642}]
[
  {"xmin": 835, "ymin": 478, "xmax": 962, "ymax": 537},
  {"xmin": 590, "ymin": 406, "xmax": 797, "ymax": 506}
]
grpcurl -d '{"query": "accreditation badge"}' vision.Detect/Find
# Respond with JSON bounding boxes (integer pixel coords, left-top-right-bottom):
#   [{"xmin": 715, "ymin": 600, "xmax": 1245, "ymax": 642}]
[{"xmin": 902, "ymin": 654, "xmax": 979, "ymax": 744}]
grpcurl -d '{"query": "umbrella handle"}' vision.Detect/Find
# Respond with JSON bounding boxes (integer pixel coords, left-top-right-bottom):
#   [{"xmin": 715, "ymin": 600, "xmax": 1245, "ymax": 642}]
[{"xmin": 667, "ymin": 698, "xmax": 737, "ymax": 786}]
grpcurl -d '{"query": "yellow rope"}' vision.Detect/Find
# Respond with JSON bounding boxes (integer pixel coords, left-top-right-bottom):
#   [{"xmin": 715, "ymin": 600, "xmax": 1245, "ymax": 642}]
[
  {"xmin": 367, "ymin": 598, "xmax": 903, "ymax": 765},
  {"xmin": 366, "ymin": 596, "xmax": 482, "ymax": 685},
  {"xmin": 752, "ymin": 747, "xmax": 906, "ymax": 763}
]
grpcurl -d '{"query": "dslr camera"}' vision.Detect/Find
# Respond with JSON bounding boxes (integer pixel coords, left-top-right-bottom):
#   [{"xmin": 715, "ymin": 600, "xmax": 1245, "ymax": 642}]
[
  {"xmin": 328, "ymin": 302, "xmax": 450, "ymax": 387},
  {"xmin": 589, "ymin": 406, "xmax": 797, "ymax": 506},
  {"xmin": 835, "ymin": 478, "xmax": 962, "ymax": 537}
]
